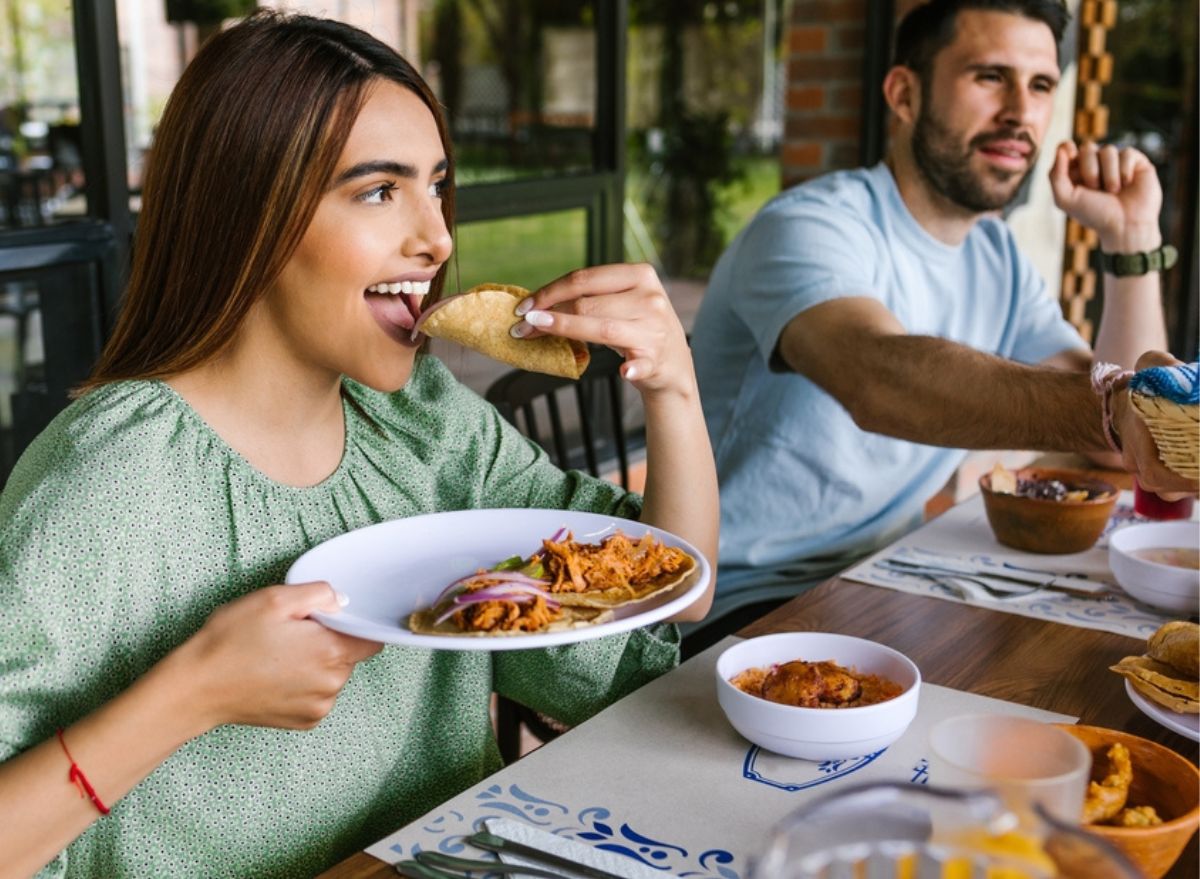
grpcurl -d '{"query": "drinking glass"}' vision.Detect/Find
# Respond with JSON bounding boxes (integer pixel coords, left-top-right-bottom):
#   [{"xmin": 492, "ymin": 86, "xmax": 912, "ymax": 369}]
[
  {"xmin": 928, "ymin": 715, "xmax": 1092, "ymax": 827},
  {"xmin": 750, "ymin": 780, "xmax": 1140, "ymax": 879},
  {"xmin": 1133, "ymin": 478, "xmax": 1195, "ymax": 521}
]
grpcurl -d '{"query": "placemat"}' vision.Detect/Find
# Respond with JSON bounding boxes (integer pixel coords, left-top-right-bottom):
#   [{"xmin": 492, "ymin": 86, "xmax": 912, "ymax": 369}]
[
  {"xmin": 840, "ymin": 492, "xmax": 1180, "ymax": 639},
  {"xmin": 366, "ymin": 638, "xmax": 1073, "ymax": 878}
]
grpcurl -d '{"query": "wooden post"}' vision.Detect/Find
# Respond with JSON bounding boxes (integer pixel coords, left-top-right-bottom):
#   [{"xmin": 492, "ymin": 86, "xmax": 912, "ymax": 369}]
[{"xmin": 1059, "ymin": 0, "xmax": 1118, "ymax": 344}]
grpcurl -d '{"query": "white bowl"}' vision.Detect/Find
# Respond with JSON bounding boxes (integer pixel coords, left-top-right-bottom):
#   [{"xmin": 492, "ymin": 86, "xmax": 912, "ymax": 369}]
[
  {"xmin": 1109, "ymin": 521, "xmax": 1200, "ymax": 614},
  {"xmin": 714, "ymin": 632, "xmax": 921, "ymax": 761}
]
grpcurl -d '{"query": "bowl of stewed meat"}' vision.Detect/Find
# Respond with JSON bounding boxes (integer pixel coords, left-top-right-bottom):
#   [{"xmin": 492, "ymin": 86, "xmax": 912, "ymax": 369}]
[{"xmin": 714, "ymin": 632, "xmax": 920, "ymax": 761}]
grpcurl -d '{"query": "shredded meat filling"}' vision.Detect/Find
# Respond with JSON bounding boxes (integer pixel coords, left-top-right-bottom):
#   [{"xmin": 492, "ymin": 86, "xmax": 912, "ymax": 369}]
[
  {"xmin": 455, "ymin": 594, "xmax": 562, "ymax": 633},
  {"xmin": 540, "ymin": 531, "xmax": 690, "ymax": 596}
]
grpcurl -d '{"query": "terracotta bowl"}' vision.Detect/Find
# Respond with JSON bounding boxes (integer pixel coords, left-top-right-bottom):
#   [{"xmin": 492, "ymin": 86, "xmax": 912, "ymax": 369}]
[
  {"xmin": 1055, "ymin": 724, "xmax": 1200, "ymax": 879},
  {"xmin": 978, "ymin": 467, "xmax": 1119, "ymax": 554}
]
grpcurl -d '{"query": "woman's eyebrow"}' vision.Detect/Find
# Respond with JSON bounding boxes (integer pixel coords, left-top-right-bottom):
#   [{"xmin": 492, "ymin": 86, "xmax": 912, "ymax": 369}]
[{"xmin": 333, "ymin": 158, "xmax": 449, "ymax": 186}]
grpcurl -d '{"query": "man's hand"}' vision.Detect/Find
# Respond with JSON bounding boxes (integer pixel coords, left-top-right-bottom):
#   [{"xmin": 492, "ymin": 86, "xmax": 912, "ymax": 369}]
[
  {"xmin": 1112, "ymin": 351, "xmax": 1199, "ymax": 497},
  {"xmin": 1049, "ymin": 141, "xmax": 1163, "ymax": 253}
]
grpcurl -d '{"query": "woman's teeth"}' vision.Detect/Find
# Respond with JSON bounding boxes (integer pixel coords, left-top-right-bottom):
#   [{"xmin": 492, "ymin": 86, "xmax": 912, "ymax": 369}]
[{"xmin": 366, "ymin": 280, "xmax": 431, "ymax": 295}]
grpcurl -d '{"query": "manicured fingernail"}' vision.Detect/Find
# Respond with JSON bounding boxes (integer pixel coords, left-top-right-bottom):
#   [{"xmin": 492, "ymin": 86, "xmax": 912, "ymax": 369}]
[
  {"xmin": 515, "ymin": 297, "xmax": 533, "ymax": 316},
  {"xmin": 335, "ymin": 590, "xmax": 349, "ymax": 607},
  {"xmin": 523, "ymin": 310, "xmax": 553, "ymax": 328},
  {"xmin": 623, "ymin": 365, "xmax": 638, "ymax": 381},
  {"xmin": 510, "ymin": 321, "xmax": 532, "ymax": 338}
]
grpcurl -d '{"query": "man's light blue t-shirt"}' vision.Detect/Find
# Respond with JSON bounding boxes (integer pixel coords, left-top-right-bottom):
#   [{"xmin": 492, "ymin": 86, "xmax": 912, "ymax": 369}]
[{"xmin": 691, "ymin": 163, "xmax": 1086, "ymax": 620}]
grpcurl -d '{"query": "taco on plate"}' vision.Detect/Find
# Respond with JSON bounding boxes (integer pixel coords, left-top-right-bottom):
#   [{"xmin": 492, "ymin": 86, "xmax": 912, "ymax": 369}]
[
  {"xmin": 414, "ymin": 283, "xmax": 590, "ymax": 379},
  {"xmin": 406, "ymin": 528, "xmax": 696, "ymax": 636}
]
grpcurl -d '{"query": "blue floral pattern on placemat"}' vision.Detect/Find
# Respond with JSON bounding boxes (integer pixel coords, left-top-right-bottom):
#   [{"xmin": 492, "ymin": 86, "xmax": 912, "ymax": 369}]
[
  {"xmin": 388, "ymin": 783, "xmax": 741, "ymax": 878},
  {"xmin": 741, "ymin": 745, "xmax": 887, "ymax": 791}
]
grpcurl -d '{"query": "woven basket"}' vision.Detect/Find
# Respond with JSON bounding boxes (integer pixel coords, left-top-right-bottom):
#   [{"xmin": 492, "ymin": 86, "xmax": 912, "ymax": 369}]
[{"xmin": 1130, "ymin": 391, "xmax": 1200, "ymax": 480}]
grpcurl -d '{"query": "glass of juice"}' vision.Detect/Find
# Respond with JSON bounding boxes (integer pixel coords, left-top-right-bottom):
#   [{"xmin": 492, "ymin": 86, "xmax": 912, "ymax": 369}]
[{"xmin": 1133, "ymin": 479, "xmax": 1195, "ymax": 521}]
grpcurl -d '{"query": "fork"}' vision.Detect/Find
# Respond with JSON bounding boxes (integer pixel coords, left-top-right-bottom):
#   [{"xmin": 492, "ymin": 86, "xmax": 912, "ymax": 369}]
[
  {"xmin": 874, "ymin": 561, "xmax": 1115, "ymax": 602},
  {"xmin": 886, "ymin": 566, "xmax": 1093, "ymax": 603},
  {"xmin": 395, "ymin": 850, "xmax": 572, "ymax": 879}
]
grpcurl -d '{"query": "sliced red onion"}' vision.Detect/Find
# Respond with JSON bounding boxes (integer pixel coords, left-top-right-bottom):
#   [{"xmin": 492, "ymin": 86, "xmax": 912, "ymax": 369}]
[
  {"xmin": 531, "ymin": 526, "xmax": 569, "ymax": 562},
  {"xmin": 431, "ymin": 570, "xmax": 548, "ymax": 607},
  {"xmin": 459, "ymin": 582, "xmax": 551, "ymax": 601}
]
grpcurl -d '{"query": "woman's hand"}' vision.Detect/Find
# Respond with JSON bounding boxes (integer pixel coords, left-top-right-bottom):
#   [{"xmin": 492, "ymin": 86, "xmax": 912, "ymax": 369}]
[
  {"xmin": 511, "ymin": 263, "xmax": 696, "ymax": 400},
  {"xmin": 173, "ymin": 582, "xmax": 383, "ymax": 731},
  {"xmin": 512, "ymin": 263, "xmax": 718, "ymax": 621}
]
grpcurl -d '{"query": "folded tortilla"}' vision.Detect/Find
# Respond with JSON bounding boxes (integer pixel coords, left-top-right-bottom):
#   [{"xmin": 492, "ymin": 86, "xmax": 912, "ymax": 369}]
[
  {"xmin": 1147, "ymin": 620, "xmax": 1200, "ymax": 678},
  {"xmin": 420, "ymin": 283, "xmax": 590, "ymax": 379},
  {"xmin": 1110, "ymin": 655, "xmax": 1199, "ymax": 713},
  {"xmin": 1125, "ymin": 674, "xmax": 1200, "ymax": 715},
  {"xmin": 407, "ymin": 604, "xmax": 612, "ymax": 637}
]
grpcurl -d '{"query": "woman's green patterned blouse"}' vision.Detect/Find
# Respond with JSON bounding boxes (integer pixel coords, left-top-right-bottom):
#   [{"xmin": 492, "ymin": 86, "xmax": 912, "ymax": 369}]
[{"xmin": 0, "ymin": 356, "xmax": 678, "ymax": 878}]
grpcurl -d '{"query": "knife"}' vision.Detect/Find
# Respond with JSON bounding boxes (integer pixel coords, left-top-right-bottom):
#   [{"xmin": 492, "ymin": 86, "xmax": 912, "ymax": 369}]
[
  {"xmin": 876, "ymin": 558, "xmax": 1113, "ymax": 598},
  {"xmin": 467, "ymin": 831, "xmax": 631, "ymax": 879}
]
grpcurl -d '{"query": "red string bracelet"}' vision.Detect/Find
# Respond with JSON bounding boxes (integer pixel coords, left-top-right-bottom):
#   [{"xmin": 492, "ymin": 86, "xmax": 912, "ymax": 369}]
[
  {"xmin": 56, "ymin": 729, "xmax": 110, "ymax": 816},
  {"xmin": 1090, "ymin": 362, "xmax": 1134, "ymax": 454}
]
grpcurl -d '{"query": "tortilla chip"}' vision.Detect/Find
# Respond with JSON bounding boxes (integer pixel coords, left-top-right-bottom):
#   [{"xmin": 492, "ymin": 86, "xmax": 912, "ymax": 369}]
[
  {"xmin": 553, "ymin": 555, "xmax": 698, "ymax": 609},
  {"xmin": 421, "ymin": 283, "xmax": 590, "ymax": 379},
  {"xmin": 1147, "ymin": 620, "xmax": 1200, "ymax": 678},
  {"xmin": 407, "ymin": 604, "xmax": 611, "ymax": 637}
]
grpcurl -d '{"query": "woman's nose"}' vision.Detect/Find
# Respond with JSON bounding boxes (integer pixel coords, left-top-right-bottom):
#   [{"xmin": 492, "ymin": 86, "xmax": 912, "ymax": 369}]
[{"xmin": 403, "ymin": 198, "xmax": 453, "ymax": 265}]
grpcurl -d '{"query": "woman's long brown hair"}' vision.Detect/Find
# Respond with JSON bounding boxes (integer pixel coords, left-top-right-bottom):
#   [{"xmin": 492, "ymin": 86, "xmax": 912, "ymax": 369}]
[{"xmin": 80, "ymin": 11, "xmax": 455, "ymax": 392}]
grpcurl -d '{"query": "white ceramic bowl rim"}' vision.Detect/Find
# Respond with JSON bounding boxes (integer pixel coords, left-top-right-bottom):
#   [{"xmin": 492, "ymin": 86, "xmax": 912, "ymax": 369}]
[{"xmin": 1110, "ymin": 521, "xmax": 1199, "ymax": 556}]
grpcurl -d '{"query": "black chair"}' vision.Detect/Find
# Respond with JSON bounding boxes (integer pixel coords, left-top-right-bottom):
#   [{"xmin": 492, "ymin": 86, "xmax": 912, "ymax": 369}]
[
  {"xmin": 484, "ymin": 344, "xmax": 640, "ymax": 763},
  {"xmin": 0, "ymin": 221, "xmax": 120, "ymax": 486},
  {"xmin": 484, "ymin": 343, "xmax": 633, "ymax": 490}
]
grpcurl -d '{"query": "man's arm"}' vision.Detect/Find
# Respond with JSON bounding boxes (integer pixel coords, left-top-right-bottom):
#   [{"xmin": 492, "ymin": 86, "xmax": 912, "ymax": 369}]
[
  {"xmin": 777, "ymin": 297, "xmax": 1194, "ymax": 495},
  {"xmin": 778, "ymin": 296, "xmax": 1103, "ymax": 451},
  {"xmin": 1048, "ymin": 141, "xmax": 1169, "ymax": 366},
  {"xmin": 1042, "ymin": 142, "xmax": 1169, "ymax": 468}
]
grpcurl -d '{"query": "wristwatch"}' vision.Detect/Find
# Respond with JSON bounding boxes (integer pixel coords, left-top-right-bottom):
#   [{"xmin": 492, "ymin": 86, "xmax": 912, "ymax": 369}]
[{"xmin": 1098, "ymin": 244, "xmax": 1178, "ymax": 277}]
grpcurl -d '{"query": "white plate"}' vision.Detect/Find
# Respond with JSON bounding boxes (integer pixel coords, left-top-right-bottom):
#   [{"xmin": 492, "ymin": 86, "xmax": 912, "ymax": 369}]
[
  {"xmin": 1125, "ymin": 679, "xmax": 1200, "ymax": 742},
  {"xmin": 285, "ymin": 508, "xmax": 710, "ymax": 651}
]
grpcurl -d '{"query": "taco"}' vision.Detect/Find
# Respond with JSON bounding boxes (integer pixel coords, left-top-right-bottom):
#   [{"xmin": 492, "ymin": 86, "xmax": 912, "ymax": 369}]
[
  {"xmin": 414, "ymin": 283, "xmax": 590, "ymax": 379},
  {"xmin": 538, "ymin": 530, "xmax": 697, "ymax": 609},
  {"xmin": 406, "ymin": 528, "xmax": 696, "ymax": 636}
]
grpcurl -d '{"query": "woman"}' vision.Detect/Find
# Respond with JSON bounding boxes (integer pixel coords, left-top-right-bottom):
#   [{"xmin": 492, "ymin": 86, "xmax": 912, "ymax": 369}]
[{"xmin": 0, "ymin": 13, "xmax": 717, "ymax": 878}]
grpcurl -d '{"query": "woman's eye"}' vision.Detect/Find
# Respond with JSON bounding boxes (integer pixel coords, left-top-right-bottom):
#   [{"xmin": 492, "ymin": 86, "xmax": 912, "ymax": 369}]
[
  {"xmin": 358, "ymin": 182, "xmax": 396, "ymax": 205},
  {"xmin": 428, "ymin": 178, "xmax": 448, "ymax": 199}
]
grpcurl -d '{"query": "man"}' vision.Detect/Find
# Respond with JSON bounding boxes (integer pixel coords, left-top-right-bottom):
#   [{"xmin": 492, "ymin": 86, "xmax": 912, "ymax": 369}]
[{"xmin": 687, "ymin": 0, "xmax": 1194, "ymax": 649}]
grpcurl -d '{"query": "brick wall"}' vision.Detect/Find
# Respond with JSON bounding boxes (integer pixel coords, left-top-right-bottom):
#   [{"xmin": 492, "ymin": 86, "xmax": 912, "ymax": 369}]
[{"xmin": 782, "ymin": 0, "xmax": 924, "ymax": 187}]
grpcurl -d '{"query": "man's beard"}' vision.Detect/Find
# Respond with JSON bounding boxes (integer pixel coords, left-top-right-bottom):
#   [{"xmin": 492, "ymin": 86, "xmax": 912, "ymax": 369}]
[{"xmin": 911, "ymin": 104, "xmax": 1037, "ymax": 213}]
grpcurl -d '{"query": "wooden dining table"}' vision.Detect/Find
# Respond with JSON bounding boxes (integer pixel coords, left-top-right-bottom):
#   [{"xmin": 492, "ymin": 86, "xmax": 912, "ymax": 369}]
[{"xmin": 323, "ymin": 571, "xmax": 1199, "ymax": 879}]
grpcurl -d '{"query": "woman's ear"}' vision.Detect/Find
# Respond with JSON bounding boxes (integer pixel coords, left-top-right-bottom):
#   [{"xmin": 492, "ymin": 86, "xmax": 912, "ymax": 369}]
[{"xmin": 882, "ymin": 66, "xmax": 920, "ymax": 127}]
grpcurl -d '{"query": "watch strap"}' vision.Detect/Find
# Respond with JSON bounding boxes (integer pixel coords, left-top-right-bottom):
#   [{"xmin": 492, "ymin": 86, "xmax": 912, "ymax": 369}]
[{"xmin": 1099, "ymin": 244, "xmax": 1178, "ymax": 277}]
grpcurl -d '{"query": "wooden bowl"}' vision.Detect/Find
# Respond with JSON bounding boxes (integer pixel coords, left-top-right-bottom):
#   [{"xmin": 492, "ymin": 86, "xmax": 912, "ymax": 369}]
[
  {"xmin": 1055, "ymin": 724, "xmax": 1200, "ymax": 879},
  {"xmin": 979, "ymin": 467, "xmax": 1118, "ymax": 554}
]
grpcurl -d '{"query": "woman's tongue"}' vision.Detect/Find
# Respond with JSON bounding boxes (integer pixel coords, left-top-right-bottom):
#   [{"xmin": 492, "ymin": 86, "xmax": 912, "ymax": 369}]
[{"xmin": 365, "ymin": 291, "xmax": 416, "ymax": 332}]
